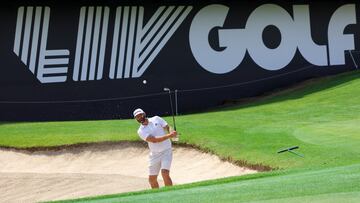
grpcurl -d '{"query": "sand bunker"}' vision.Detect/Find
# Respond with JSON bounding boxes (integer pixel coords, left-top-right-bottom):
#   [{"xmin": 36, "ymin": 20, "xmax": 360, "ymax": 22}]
[{"xmin": 0, "ymin": 142, "xmax": 257, "ymax": 202}]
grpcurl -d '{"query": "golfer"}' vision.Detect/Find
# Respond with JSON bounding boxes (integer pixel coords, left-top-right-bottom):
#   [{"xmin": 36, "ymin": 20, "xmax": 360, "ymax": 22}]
[{"xmin": 133, "ymin": 108, "xmax": 177, "ymax": 189}]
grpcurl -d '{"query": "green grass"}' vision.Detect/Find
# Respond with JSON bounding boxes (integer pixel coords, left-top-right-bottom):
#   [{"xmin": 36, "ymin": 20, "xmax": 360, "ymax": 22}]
[
  {"xmin": 1, "ymin": 70, "xmax": 360, "ymax": 202},
  {"xmin": 0, "ymin": 120, "xmax": 138, "ymax": 148}
]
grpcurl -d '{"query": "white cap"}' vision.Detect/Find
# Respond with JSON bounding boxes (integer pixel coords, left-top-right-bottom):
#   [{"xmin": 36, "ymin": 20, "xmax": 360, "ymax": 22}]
[{"xmin": 133, "ymin": 108, "xmax": 145, "ymax": 117}]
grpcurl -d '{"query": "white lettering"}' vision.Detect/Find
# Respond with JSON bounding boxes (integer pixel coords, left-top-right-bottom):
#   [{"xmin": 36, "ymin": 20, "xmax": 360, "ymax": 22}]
[
  {"xmin": 189, "ymin": 4, "xmax": 357, "ymax": 74},
  {"xmin": 328, "ymin": 4, "xmax": 357, "ymax": 65}
]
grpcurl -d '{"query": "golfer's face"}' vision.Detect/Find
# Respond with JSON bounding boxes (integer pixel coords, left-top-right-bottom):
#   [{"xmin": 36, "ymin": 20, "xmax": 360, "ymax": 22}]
[{"xmin": 135, "ymin": 113, "xmax": 146, "ymax": 124}]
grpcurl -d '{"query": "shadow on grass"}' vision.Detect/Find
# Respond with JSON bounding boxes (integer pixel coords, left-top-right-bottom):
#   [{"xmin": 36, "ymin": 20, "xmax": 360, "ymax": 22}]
[
  {"xmin": 0, "ymin": 121, "xmax": 26, "ymax": 126},
  {"xmin": 214, "ymin": 70, "xmax": 360, "ymax": 112},
  {"xmin": 0, "ymin": 122, "xmax": 11, "ymax": 126}
]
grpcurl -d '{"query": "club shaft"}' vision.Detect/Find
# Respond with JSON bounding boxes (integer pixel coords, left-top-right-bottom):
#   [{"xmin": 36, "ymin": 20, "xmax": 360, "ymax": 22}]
[{"xmin": 167, "ymin": 90, "xmax": 176, "ymax": 131}]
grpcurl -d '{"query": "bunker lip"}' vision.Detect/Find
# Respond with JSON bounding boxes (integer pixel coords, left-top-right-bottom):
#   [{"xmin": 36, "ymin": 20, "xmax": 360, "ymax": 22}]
[
  {"xmin": 0, "ymin": 140, "xmax": 273, "ymax": 171},
  {"xmin": 174, "ymin": 142, "xmax": 274, "ymax": 171}
]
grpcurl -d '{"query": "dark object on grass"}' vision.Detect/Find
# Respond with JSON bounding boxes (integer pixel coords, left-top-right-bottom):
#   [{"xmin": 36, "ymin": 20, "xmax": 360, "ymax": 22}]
[{"xmin": 277, "ymin": 146, "xmax": 304, "ymax": 157}]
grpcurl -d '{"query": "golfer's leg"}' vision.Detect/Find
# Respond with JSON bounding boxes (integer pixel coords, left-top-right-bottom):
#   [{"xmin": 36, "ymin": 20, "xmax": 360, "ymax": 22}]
[
  {"xmin": 149, "ymin": 153, "xmax": 161, "ymax": 189},
  {"xmin": 161, "ymin": 149, "xmax": 173, "ymax": 186},
  {"xmin": 148, "ymin": 175, "xmax": 159, "ymax": 189},
  {"xmin": 161, "ymin": 169, "xmax": 173, "ymax": 186}
]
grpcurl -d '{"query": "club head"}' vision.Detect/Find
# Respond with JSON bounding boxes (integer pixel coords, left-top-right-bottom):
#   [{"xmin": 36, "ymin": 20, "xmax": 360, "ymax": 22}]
[{"xmin": 163, "ymin": 87, "xmax": 170, "ymax": 92}]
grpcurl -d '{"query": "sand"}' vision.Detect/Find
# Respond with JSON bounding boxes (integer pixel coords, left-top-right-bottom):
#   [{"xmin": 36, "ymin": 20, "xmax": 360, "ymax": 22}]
[{"xmin": 0, "ymin": 142, "xmax": 257, "ymax": 202}]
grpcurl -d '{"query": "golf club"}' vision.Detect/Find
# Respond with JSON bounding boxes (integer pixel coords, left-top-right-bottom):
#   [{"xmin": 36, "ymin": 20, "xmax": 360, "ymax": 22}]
[
  {"xmin": 277, "ymin": 146, "xmax": 304, "ymax": 157},
  {"xmin": 163, "ymin": 87, "xmax": 178, "ymax": 141}
]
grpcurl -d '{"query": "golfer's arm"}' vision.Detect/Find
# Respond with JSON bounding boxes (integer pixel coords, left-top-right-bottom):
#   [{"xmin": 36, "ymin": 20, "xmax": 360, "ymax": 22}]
[{"xmin": 146, "ymin": 134, "xmax": 172, "ymax": 143}]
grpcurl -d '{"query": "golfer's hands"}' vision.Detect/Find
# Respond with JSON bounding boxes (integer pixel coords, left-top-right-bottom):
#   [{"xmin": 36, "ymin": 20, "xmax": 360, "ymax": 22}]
[{"xmin": 169, "ymin": 131, "xmax": 177, "ymax": 138}]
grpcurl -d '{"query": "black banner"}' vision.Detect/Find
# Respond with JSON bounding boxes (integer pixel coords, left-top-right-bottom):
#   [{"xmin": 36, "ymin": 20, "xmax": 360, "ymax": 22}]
[{"xmin": 0, "ymin": 0, "xmax": 359, "ymax": 121}]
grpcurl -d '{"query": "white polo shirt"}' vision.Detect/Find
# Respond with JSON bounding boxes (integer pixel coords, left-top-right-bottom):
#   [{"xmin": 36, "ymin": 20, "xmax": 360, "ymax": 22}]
[{"xmin": 137, "ymin": 116, "xmax": 172, "ymax": 153}]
